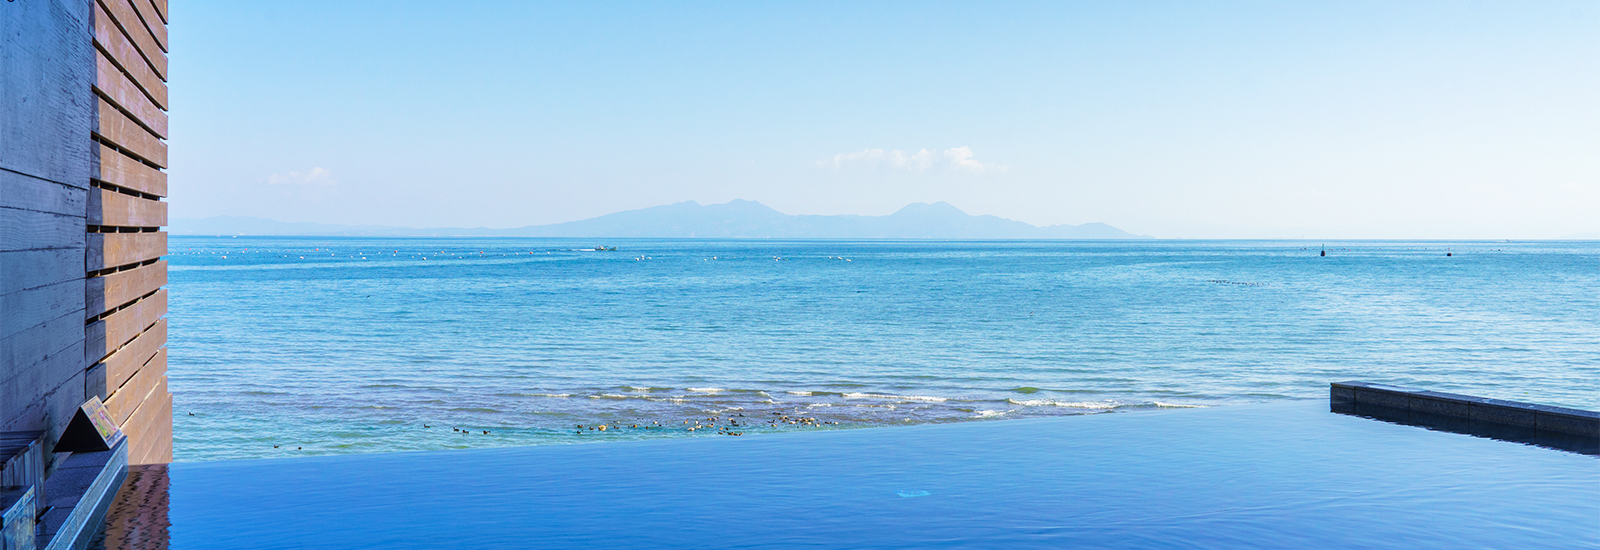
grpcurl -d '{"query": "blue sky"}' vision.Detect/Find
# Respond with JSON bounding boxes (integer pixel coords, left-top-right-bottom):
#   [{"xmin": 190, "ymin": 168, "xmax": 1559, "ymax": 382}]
[{"xmin": 172, "ymin": 1, "xmax": 1597, "ymax": 238}]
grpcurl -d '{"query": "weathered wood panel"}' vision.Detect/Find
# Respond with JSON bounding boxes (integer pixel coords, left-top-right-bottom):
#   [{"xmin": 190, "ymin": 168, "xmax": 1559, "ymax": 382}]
[
  {"xmin": 127, "ymin": 390, "xmax": 171, "ymax": 465},
  {"xmin": 84, "ymin": 361, "xmax": 108, "ymax": 402},
  {"xmin": 96, "ymin": 320, "xmax": 164, "ymax": 393},
  {"xmin": 120, "ymin": 376, "xmax": 166, "ymax": 451},
  {"xmin": 94, "ymin": 142, "xmax": 167, "ymax": 197},
  {"xmin": 120, "ymin": 377, "xmax": 164, "ymax": 446},
  {"xmin": 0, "ymin": 170, "xmax": 87, "ymax": 217},
  {"xmin": 95, "ymin": 0, "xmax": 166, "ymax": 79},
  {"xmin": 84, "ymin": 288, "xmax": 165, "ymax": 364},
  {"xmin": 0, "ymin": 312, "xmax": 83, "ymax": 383},
  {"xmin": 94, "ymin": 51, "xmax": 167, "ymax": 139},
  {"xmin": 0, "ymin": 207, "xmax": 84, "ymax": 253},
  {"xmin": 87, "ymin": 231, "xmax": 166, "ymax": 271},
  {"xmin": 0, "ymin": 316, "xmax": 85, "ymax": 439},
  {"xmin": 122, "ymin": 0, "xmax": 167, "ymax": 53},
  {"xmin": 107, "ymin": 350, "xmax": 164, "ymax": 425},
  {"xmin": 88, "ymin": 188, "xmax": 167, "ymax": 228},
  {"xmin": 0, "ymin": 0, "xmax": 96, "ymax": 187},
  {"xmin": 95, "ymin": 96, "xmax": 166, "ymax": 168},
  {"xmin": 0, "ymin": 369, "xmax": 85, "ymax": 455},
  {"xmin": 0, "ymin": 248, "xmax": 82, "ymax": 296},
  {"xmin": 145, "ymin": 0, "xmax": 167, "ymax": 25},
  {"xmin": 0, "ymin": 281, "xmax": 83, "ymax": 341},
  {"xmin": 86, "ymin": 260, "xmax": 166, "ymax": 317},
  {"xmin": 91, "ymin": 0, "xmax": 166, "ymax": 109},
  {"xmin": 139, "ymin": 423, "xmax": 172, "ymax": 465}
]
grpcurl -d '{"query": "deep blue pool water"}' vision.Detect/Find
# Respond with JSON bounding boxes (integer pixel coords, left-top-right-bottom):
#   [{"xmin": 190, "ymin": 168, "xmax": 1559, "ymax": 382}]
[
  {"xmin": 97, "ymin": 402, "xmax": 1600, "ymax": 549},
  {"xmin": 166, "ymin": 238, "xmax": 1600, "ymax": 461}
]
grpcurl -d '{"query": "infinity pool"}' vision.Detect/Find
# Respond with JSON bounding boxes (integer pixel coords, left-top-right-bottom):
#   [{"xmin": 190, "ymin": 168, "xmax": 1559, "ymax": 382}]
[{"xmin": 95, "ymin": 401, "xmax": 1598, "ymax": 549}]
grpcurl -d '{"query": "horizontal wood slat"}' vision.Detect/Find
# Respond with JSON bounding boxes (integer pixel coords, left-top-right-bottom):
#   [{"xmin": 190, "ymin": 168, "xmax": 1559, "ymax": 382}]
[
  {"xmin": 121, "ymin": 380, "xmax": 168, "ymax": 460},
  {"xmin": 96, "ymin": 0, "xmax": 166, "ymax": 79},
  {"xmin": 88, "ymin": 187, "xmax": 167, "ymax": 228},
  {"xmin": 0, "ymin": 208, "xmax": 83, "ymax": 253},
  {"xmin": 94, "ymin": 51, "xmax": 167, "ymax": 139},
  {"xmin": 133, "ymin": 426, "xmax": 172, "ymax": 465},
  {"xmin": 0, "ymin": 170, "xmax": 88, "ymax": 217},
  {"xmin": 0, "ymin": 248, "xmax": 82, "ymax": 296},
  {"xmin": 123, "ymin": 0, "xmax": 167, "ymax": 53},
  {"xmin": 95, "ymin": 97, "xmax": 166, "ymax": 168},
  {"xmin": 0, "ymin": 281, "xmax": 82, "ymax": 342},
  {"xmin": 106, "ymin": 349, "xmax": 164, "ymax": 425},
  {"xmin": 120, "ymin": 376, "xmax": 163, "ymax": 433},
  {"xmin": 91, "ymin": 0, "xmax": 166, "ymax": 109},
  {"xmin": 87, "ymin": 231, "xmax": 166, "ymax": 271},
  {"xmin": 94, "ymin": 143, "xmax": 167, "ymax": 197},
  {"xmin": 135, "ymin": 393, "xmax": 174, "ymax": 466},
  {"xmin": 86, "ymin": 260, "xmax": 166, "ymax": 317},
  {"xmin": 99, "ymin": 319, "xmax": 164, "ymax": 392},
  {"xmin": 84, "ymin": 288, "xmax": 165, "ymax": 364},
  {"xmin": 146, "ymin": 0, "xmax": 167, "ymax": 25}
]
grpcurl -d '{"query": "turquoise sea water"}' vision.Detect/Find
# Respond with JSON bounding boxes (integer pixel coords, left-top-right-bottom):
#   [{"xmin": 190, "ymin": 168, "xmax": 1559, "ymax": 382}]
[{"xmin": 167, "ymin": 238, "xmax": 1600, "ymax": 461}]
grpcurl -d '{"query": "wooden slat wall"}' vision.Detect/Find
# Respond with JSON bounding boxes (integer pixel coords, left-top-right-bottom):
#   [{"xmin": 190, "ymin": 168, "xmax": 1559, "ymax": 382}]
[
  {"xmin": 87, "ymin": 232, "xmax": 166, "ymax": 272},
  {"xmin": 88, "ymin": 188, "xmax": 167, "ymax": 227},
  {"xmin": 95, "ymin": 97, "xmax": 167, "ymax": 167},
  {"xmin": 90, "ymin": 0, "xmax": 170, "ymax": 465},
  {"xmin": 95, "ymin": 142, "xmax": 167, "ymax": 197},
  {"xmin": 86, "ymin": 261, "xmax": 167, "ymax": 317},
  {"xmin": 96, "ymin": 318, "xmax": 165, "ymax": 393},
  {"xmin": 91, "ymin": 0, "xmax": 166, "ymax": 110}
]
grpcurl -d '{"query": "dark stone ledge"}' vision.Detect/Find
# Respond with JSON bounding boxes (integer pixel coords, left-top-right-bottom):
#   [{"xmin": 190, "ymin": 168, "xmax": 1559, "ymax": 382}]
[{"xmin": 1331, "ymin": 381, "xmax": 1599, "ymax": 456}]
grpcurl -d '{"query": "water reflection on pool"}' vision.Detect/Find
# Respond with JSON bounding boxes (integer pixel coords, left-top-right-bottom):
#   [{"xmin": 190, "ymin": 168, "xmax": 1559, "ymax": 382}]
[{"xmin": 94, "ymin": 402, "xmax": 1598, "ymax": 549}]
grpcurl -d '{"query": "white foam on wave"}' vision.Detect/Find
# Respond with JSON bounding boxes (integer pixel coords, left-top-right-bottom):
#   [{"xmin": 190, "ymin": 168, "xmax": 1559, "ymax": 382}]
[
  {"xmin": 786, "ymin": 391, "xmax": 813, "ymax": 396},
  {"xmin": 1007, "ymin": 399, "xmax": 1118, "ymax": 409},
  {"xmin": 974, "ymin": 410, "xmax": 1010, "ymax": 418},
  {"xmin": 843, "ymin": 392, "xmax": 948, "ymax": 403},
  {"xmin": 1152, "ymin": 402, "xmax": 1205, "ymax": 408},
  {"xmin": 806, "ymin": 403, "xmax": 833, "ymax": 408},
  {"xmin": 591, "ymin": 394, "xmax": 631, "ymax": 399},
  {"xmin": 524, "ymin": 393, "xmax": 571, "ymax": 398},
  {"xmin": 686, "ymin": 387, "xmax": 724, "ymax": 393}
]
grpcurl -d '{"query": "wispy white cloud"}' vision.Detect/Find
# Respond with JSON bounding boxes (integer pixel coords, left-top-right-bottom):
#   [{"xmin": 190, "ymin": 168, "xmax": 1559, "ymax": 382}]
[
  {"xmin": 818, "ymin": 147, "xmax": 1001, "ymax": 173},
  {"xmin": 266, "ymin": 167, "xmax": 335, "ymax": 186}
]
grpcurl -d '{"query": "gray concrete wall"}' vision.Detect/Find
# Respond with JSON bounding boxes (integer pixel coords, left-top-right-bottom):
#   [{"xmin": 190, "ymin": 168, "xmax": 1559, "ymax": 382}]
[{"xmin": 1, "ymin": 0, "xmax": 96, "ymax": 454}]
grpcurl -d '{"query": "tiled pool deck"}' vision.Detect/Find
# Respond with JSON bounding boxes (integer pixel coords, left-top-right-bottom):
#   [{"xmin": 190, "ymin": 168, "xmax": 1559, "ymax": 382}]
[{"xmin": 95, "ymin": 401, "xmax": 1598, "ymax": 549}]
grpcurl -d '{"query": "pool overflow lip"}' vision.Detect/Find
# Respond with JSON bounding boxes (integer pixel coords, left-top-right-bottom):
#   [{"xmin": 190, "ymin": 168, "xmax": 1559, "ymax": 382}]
[
  {"xmin": 1331, "ymin": 381, "xmax": 1600, "ymax": 455},
  {"xmin": 0, "ymin": 401, "xmax": 132, "ymax": 550}
]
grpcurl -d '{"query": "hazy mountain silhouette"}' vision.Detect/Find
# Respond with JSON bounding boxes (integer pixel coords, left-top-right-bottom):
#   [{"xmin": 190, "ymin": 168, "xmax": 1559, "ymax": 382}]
[{"xmin": 173, "ymin": 200, "xmax": 1148, "ymax": 239}]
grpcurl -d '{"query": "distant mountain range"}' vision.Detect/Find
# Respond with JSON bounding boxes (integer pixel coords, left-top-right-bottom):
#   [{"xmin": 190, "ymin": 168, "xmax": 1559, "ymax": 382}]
[{"xmin": 172, "ymin": 200, "xmax": 1150, "ymax": 239}]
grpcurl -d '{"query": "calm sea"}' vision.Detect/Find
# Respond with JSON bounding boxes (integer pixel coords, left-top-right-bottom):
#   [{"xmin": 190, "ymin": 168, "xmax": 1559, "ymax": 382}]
[{"xmin": 167, "ymin": 237, "xmax": 1599, "ymax": 461}]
